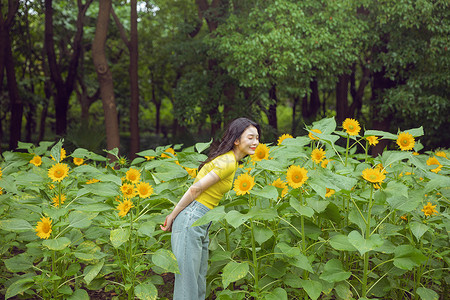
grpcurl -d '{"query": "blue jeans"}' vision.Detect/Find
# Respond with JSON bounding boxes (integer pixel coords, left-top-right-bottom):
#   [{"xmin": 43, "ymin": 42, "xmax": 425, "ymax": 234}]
[{"xmin": 171, "ymin": 200, "xmax": 211, "ymax": 300}]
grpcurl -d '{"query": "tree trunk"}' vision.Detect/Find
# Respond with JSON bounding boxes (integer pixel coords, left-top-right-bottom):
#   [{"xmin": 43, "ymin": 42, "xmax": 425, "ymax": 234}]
[
  {"xmin": 39, "ymin": 101, "xmax": 49, "ymax": 143},
  {"xmin": 336, "ymin": 73, "xmax": 350, "ymax": 124},
  {"xmin": 291, "ymin": 95, "xmax": 300, "ymax": 134},
  {"xmin": 301, "ymin": 78, "xmax": 321, "ymax": 123},
  {"xmin": 196, "ymin": 0, "xmax": 230, "ymax": 136},
  {"xmin": 0, "ymin": 0, "xmax": 22, "ymax": 150},
  {"xmin": 151, "ymin": 73, "xmax": 162, "ymax": 135},
  {"xmin": 370, "ymin": 69, "xmax": 395, "ymax": 156},
  {"xmin": 268, "ymin": 84, "xmax": 278, "ymax": 131},
  {"xmin": 349, "ymin": 64, "xmax": 370, "ymax": 119},
  {"xmin": 92, "ymin": 0, "xmax": 120, "ymax": 156},
  {"xmin": 25, "ymin": 104, "xmax": 36, "ymax": 142},
  {"xmin": 112, "ymin": 2, "xmax": 140, "ymax": 158},
  {"xmin": 128, "ymin": 0, "xmax": 140, "ymax": 158},
  {"xmin": 5, "ymin": 31, "xmax": 22, "ymax": 150},
  {"xmin": 44, "ymin": 0, "xmax": 91, "ymax": 136}
]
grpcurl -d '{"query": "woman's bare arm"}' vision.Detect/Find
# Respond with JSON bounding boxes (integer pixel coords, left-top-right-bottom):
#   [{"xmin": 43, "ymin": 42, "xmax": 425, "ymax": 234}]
[{"xmin": 160, "ymin": 170, "xmax": 220, "ymax": 231}]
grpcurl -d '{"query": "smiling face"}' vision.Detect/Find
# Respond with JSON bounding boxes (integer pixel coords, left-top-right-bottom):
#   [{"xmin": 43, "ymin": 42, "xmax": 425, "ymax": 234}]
[{"xmin": 233, "ymin": 125, "xmax": 260, "ymax": 160}]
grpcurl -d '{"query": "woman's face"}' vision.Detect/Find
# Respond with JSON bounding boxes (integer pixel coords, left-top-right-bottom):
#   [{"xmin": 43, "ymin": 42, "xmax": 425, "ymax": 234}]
[{"xmin": 234, "ymin": 125, "xmax": 260, "ymax": 157}]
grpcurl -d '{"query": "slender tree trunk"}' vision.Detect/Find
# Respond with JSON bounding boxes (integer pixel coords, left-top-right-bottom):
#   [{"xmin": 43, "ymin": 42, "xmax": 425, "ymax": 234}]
[
  {"xmin": 111, "ymin": 2, "xmax": 140, "ymax": 158},
  {"xmin": 370, "ymin": 69, "xmax": 395, "ymax": 156},
  {"xmin": 5, "ymin": 31, "xmax": 22, "ymax": 150},
  {"xmin": 39, "ymin": 102, "xmax": 49, "ymax": 143},
  {"xmin": 150, "ymin": 74, "xmax": 161, "ymax": 135},
  {"xmin": 223, "ymin": 80, "xmax": 235, "ymax": 120},
  {"xmin": 268, "ymin": 84, "xmax": 278, "ymax": 131},
  {"xmin": 44, "ymin": 0, "xmax": 91, "ymax": 136},
  {"xmin": 349, "ymin": 64, "xmax": 370, "ymax": 118},
  {"xmin": 128, "ymin": 0, "xmax": 140, "ymax": 158},
  {"xmin": 92, "ymin": 0, "xmax": 120, "ymax": 156},
  {"xmin": 196, "ymin": 0, "xmax": 230, "ymax": 136},
  {"xmin": 301, "ymin": 78, "xmax": 321, "ymax": 123},
  {"xmin": 336, "ymin": 73, "xmax": 350, "ymax": 124},
  {"xmin": 309, "ymin": 78, "xmax": 320, "ymax": 118},
  {"xmin": 292, "ymin": 95, "xmax": 300, "ymax": 134},
  {"xmin": 25, "ymin": 104, "xmax": 35, "ymax": 142},
  {"xmin": 0, "ymin": 0, "xmax": 22, "ymax": 150}
]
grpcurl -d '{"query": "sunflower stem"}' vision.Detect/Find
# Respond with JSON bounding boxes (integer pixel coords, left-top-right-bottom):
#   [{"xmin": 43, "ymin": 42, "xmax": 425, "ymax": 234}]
[
  {"xmin": 299, "ymin": 191, "xmax": 308, "ymax": 279},
  {"xmin": 250, "ymin": 218, "xmax": 259, "ymax": 296},
  {"xmin": 362, "ymin": 185, "xmax": 374, "ymax": 298},
  {"xmin": 128, "ymin": 209, "xmax": 135, "ymax": 300},
  {"xmin": 345, "ymin": 135, "xmax": 350, "ymax": 167},
  {"xmin": 365, "ymin": 140, "xmax": 369, "ymax": 163}
]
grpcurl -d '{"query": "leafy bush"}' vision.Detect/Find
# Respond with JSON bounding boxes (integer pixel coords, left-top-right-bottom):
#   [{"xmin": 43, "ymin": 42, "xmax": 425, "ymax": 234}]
[{"xmin": 0, "ymin": 117, "xmax": 448, "ymax": 300}]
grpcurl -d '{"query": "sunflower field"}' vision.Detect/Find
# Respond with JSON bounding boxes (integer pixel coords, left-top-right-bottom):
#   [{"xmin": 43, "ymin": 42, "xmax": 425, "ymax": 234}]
[{"xmin": 0, "ymin": 117, "xmax": 449, "ymax": 300}]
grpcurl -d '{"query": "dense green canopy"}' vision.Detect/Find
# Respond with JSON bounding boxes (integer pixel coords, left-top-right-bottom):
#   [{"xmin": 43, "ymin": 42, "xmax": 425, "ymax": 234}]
[{"xmin": 1, "ymin": 0, "xmax": 449, "ymax": 155}]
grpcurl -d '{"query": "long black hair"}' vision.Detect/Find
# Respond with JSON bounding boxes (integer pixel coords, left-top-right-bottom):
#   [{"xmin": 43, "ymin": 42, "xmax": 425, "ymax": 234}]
[{"xmin": 198, "ymin": 117, "xmax": 261, "ymax": 171}]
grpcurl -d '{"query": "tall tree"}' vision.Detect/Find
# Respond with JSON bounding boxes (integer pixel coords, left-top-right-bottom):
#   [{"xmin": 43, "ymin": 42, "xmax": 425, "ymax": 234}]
[
  {"xmin": 0, "ymin": 0, "xmax": 22, "ymax": 150},
  {"xmin": 44, "ymin": 0, "xmax": 92, "ymax": 136},
  {"xmin": 111, "ymin": 1, "xmax": 140, "ymax": 158},
  {"xmin": 92, "ymin": 0, "xmax": 120, "ymax": 156}
]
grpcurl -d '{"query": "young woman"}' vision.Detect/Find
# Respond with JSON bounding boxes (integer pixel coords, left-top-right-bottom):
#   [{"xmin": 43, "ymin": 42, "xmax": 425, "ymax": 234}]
[{"xmin": 160, "ymin": 117, "xmax": 260, "ymax": 300}]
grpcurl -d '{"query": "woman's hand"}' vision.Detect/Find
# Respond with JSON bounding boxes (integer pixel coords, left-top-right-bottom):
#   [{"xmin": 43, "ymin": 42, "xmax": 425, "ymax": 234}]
[{"xmin": 160, "ymin": 213, "xmax": 175, "ymax": 232}]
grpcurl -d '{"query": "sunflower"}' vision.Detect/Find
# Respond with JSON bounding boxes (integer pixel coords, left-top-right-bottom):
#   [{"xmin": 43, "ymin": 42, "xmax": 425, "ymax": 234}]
[
  {"xmin": 30, "ymin": 155, "xmax": 42, "ymax": 167},
  {"xmin": 118, "ymin": 157, "xmax": 128, "ymax": 166},
  {"xmin": 233, "ymin": 173, "xmax": 255, "ymax": 195},
  {"xmin": 427, "ymin": 157, "xmax": 440, "ymax": 166},
  {"xmin": 0, "ymin": 167, "xmax": 2, "ymax": 178},
  {"xmin": 86, "ymin": 178, "xmax": 100, "ymax": 184},
  {"xmin": 342, "ymin": 118, "xmax": 361, "ymax": 136},
  {"xmin": 0, "ymin": 188, "xmax": 3, "ymax": 195},
  {"xmin": 126, "ymin": 168, "xmax": 141, "ymax": 183},
  {"xmin": 321, "ymin": 159, "xmax": 329, "ymax": 168},
  {"xmin": 366, "ymin": 136, "xmax": 379, "ymax": 146},
  {"xmin": 311, "ymin": 148, "xmax": 326, "ymax": 164},
  {"xmin": 286, "ymin": 165, "xmax": 308, "ymax": 189},
  {"xmin": 277, "ymin": 134, "xmax": 293, "ymax": 145},
  {"xmin": 412, "ymin": 152, "xmax": 420, "ymax": 156},
  {"xmin": 421, "ymin": 202, "xmax": 438, "ymax": 217},
  {"xmin": 52, "ymin": 194, "xmax": 66, "ymax": 207},
  {"xmin": 73, "ymin": 157, "xmax": 84, "ymax": 166},
  {"xmin": 121, "ymin": 183, "xmax": 137, "ymax": 198},
  {"xmin": 308, "ymin": 129, "xmax": 322, "ymax": 140},
  {"xmin": 396, "ymin": 132, "xmax": 415, "ymax": 151},
  {"xmin": 400, "ymin": 215, "xmax": 408, "ymax": 221},
  {"xmin": 272, "ymin": 178, "xmax": 288, "ymax": 198},
  {"xmin": 362, "ymin": 168, "xmax": 385, "ymax": 183},
  {"xmin": 117, "ymin": 199, "xmax": 134, "ymax": 217},
  {"xmin": 430, "ymin": 165, "xmax": 442, "ymax": 173},
  {"xmin": 51, "ymin": 148, "xmax": 67, "ymax": 162},
  {"xmin": 136, "ymin": 182, "xmax": 153, "ymax": 198},
  {"xmin": 145, "ymin": 156, "xmax": 155, "ymax": 160},
  {"xmin": 435, "ymin": 151, "xmax": 447, "ymax": 159},
  {"xmin": 251, "ymin": 144, "xmax": 270, "ymax": 161},
  {"xmin": 48, "ymin": 163, "xmax": 69, "ymax": 182},
  {"xmin": 325, "ymin": 188, "xmax": 335, "ymax": 198},
  {"xmin": 426, "ymin": 157, "xmax": 442, "ymax": 173},
  {"xmin": 375, "ymin": 163, "xmax": 387, "ymax": 174},
  {"xmin": 35, "ymin": 216, "xmax": 52, "ymax": 239},
  {"xmin": 161, "ymin": 147, "xmax": 176, "ymax": 158},
  {"xmin": 185, "ymin": 167, "xmax": 197, "ymax": 178}
]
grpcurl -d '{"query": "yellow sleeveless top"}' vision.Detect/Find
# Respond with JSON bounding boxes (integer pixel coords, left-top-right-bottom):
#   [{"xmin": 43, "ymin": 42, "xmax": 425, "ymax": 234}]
[{"xmin": 195, "ymin": 151, "xmax": 238, "ymax": 209}]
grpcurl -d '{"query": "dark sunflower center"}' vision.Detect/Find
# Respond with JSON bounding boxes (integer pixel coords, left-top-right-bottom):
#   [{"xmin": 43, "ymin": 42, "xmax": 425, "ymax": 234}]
[{"xmin": 43, "ymin": 224, "xmax": 50, "ymax": 233}]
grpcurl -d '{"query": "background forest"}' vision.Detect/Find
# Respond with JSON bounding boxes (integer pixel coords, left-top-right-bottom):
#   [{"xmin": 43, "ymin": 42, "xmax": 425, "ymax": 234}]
[{"xmin": 1, "ymin": 0, "xmax": 449, "ymax": 157}]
